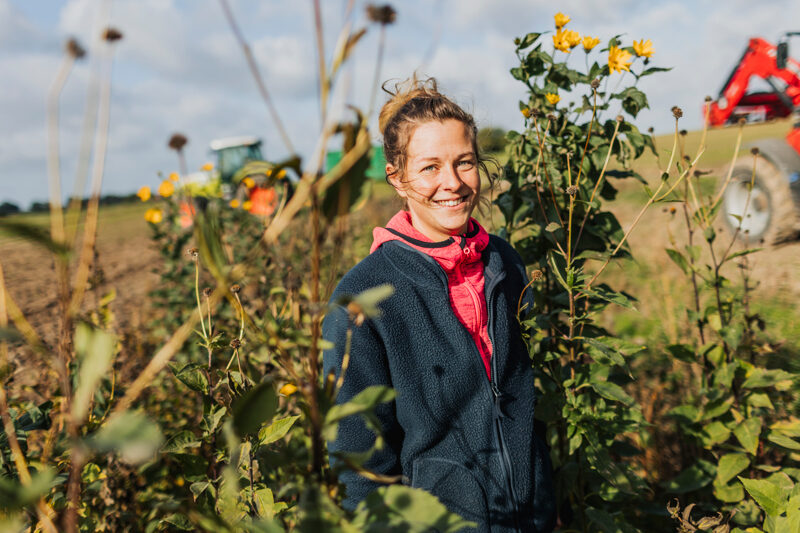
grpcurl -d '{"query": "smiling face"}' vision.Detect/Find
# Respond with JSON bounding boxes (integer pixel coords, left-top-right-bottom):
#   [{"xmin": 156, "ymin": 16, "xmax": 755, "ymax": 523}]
[{"xmin": 387, "ymin": 119, "xmax": 480, "ymax": 241}]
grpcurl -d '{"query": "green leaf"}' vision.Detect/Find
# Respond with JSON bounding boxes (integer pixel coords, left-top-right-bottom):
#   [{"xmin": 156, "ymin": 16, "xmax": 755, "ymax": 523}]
[
  {"xmin": 87, "ymin": 411, "xmax": 163, "ymax": 464},
  {"xmin": 701, "ymin": 421, "xmax": 731, "ymax": 447},
  {"xmin": 357, "ymin": 485, "xmax": 477, "ymax": 533},
  {"xmin": 716, "ymin": 453, "xmax": 750, "ymax": 485},
  {"xmin": 726, "ymin": 247, "xmax": 762, "ymax": 261},
  {"xmin": 746, "ymin": 392, "xmax": 774, "ymax": 410},
  {"xmin": 585, "ymin": 507, "xmax": 623, "ymax": 532},
  {"xmin": 189, "ymin": 481, "xmax": 213, "ymax": 501},
  {"xmin": 231, "ymin": 380, "xmax": 278, "ymax": 438},
  {"xmin": 667, "ymin": 344, "xmax": 696, "ymax": 363},
  {"xmin": 326, "ymin": 385, "xmax": 396, "ymax": 426},
  {"xmin": 742, "ymin": 368, "xmax": 795, "ymax": 389},
  {"xmin": 665, "ymin": 249, "xmax": 690, "ymax": 274},
  {"xmin": 701, "ymin": 396, "xmax": 734, "ymax": 420},
  {"xmin": 517, "ymin": 32, "xmax": 542, "ymax": 50},
  {"xmin": 545, "ymin": 222, "xmax": 561, "ymax": 232},
  {"xmin": 734, "ymin": 417, "xmax": 763, "ymax": 455},
  {"xmin": 161, "ymin": 514, "xmax": 193, "ymax": 531},
  {"xmin": 167, "ymin": 362, "xmax": 209, "ymax": 394},
  {"xmin": 585, "ymin": 338, "xmax": 626, "ymax": 367},
  {"xmin": 0, "ymin": 467, "xmax": 56, "ymax": 511},
  {"xmin": 258, "ymin": 415, "xmax": 300, "ymax": 446},
  {"xmin": 739, "ymin": 477, "xmax": 787, "ymax": 516},
  {"xmin": 662, "ymin": 460, "xmax": 715, "ymax": 493},
  {"xmin": 162, "ymin": 430, "xmax": 201, "ymax": 453},
  {"xmin": 767, "ymin": 432, "xmax": 800, "ymax": 451},
  {"xmin": 590, "ymin": 380, "xmax": 635, "ymax": 407},
  {"xmin": 714, "ymin": 478, "xmax": 745, "ymax": 503},
  {"xmin": 253, "ymin": 487, "xmax": 287, "ymax": 520},
  {"xmin": 72, "ymin": 322, "xmax": 116, "ymax": 421}
]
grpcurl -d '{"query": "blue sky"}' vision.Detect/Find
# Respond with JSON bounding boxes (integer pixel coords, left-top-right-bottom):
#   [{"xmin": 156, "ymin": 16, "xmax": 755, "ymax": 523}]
[{"xmin": 2, "ymin": 0, "xmax": 799, "ymax": 208}]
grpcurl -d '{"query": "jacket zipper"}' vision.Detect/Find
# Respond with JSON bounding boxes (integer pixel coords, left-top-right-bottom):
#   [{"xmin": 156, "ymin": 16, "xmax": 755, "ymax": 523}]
[{"xmin": 486, "ymin": 278, "xmax": 522, "ymax": 533}]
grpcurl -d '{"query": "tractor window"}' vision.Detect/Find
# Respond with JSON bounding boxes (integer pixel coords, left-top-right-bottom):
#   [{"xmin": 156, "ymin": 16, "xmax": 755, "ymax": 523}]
[{"xmin": 216, "ymin": 144, "xmax": 263, "ymax": 183}]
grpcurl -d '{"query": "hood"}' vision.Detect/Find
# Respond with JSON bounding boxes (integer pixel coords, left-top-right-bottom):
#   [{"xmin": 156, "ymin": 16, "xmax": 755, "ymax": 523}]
[{"xmin": 370, "ymin": 210, "xmax": 489, "ymax": 272}]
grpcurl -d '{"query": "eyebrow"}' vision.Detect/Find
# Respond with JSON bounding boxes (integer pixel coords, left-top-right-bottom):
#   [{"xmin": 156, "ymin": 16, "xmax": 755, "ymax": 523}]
[{"xmin": 413, "ymin": 152, "xmax": 475, "ymax": 164}]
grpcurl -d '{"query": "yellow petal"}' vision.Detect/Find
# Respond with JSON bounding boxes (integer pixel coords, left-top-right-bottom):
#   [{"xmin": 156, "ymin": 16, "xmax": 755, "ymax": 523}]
[
  {"xmin": 144, "ymin": 208, "xmax": 163, "ymax": 224},
  {"xmin": 545, "ymin": 93, "xmax": 560, "ymax": 105},
  {"xmin": 201, "ymin": 162, "xmax": 214, "ymax": 171},
  {"xmin": 521, "ymin": 107, "xmax": 532, "ymax": 118},
  {"xmin": 168, "ymin": 172, "xmax": 179, "ymax": 182},
  {"xmin": 582, "ymin": 36, "xmax": 600, "ymax": 52},
  {"xmin": 279, "ymin": 383, "xmax": 298, "ymax": 396},
  {"xmin": 242, "ymin": 177, "xmax": 255, "ymax": 189},
  {"xmin": 136, "ymin": 186, "xmax": 151, "ymax": 202},
  {"xmin": 276, "ymin": 169, "xmax": 286, "ymax": 179},
  {"xmin": 242, "ymin": 200, "xmax": 253, "ymax": 211},
  {"xmin": 554, "ymin": 12, "xmax": 570, "ymax": 28},
  {"xmin": 158, "ymin": 180, "xmax": 175, "ymax": 198},
  {"xmin": 229, "ymin": 199, "xmax": 240, "ymax": 208}
]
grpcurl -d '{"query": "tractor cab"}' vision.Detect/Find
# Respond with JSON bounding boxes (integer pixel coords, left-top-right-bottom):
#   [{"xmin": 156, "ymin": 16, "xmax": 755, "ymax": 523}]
[{"xmin": 209, "ymin": 136, "xmax": 264, "ymax": 198}]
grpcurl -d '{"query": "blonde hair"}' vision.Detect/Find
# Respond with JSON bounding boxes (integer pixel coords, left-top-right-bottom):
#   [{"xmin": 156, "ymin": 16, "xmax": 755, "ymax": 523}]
[{"xmin": 379, "ymin": 76, "xmax": 491, "ymax": 194}]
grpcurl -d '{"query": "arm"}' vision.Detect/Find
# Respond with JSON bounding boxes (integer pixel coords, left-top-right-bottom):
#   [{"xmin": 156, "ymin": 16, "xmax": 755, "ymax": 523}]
[{"xmin": 322, "ymin": 304, "xmax": 403, "ymax": 510}]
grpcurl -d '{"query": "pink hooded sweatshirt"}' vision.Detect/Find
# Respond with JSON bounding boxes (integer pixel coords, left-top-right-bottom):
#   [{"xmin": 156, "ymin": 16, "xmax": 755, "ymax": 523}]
[{"xmin": 370, "ymin": 210, "xmax": 494, "ymax": 378}]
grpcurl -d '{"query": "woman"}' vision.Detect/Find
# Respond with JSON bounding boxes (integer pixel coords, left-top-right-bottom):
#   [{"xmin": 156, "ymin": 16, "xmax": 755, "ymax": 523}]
[{"xmin": 322, "ymin": 77, "xmax": 556, "ymax": 533}]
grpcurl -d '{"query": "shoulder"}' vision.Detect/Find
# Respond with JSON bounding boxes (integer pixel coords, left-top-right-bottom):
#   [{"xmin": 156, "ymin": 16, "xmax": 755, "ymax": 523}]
[
  {"xmin": 487, "ymin": 234, "xmax": 527, "ymax": 272},
  {"xmin": 331, "ymin": 247, "xmax": 395, "ymax": 300}
]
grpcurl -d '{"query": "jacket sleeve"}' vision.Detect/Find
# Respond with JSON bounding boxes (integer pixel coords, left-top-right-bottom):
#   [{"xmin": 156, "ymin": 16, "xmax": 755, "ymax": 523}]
[{"xmin": 321, "ymin": 303, "xmax": 403, "ymax": 510}]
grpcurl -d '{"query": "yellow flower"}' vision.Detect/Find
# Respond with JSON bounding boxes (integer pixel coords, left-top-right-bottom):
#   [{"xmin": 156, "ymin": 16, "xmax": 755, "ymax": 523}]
[
  {"xmin": 633, "ymin": 39, "xmax": 653, "ymax": 58},
  {"xmin": 279, "ymin": 383, "xmax": 298, "ymax": 396},
  {"xmin": 136, "ymin": 186, "xmax": 151, "ymax": 202},
  {"xmin": 168, "ymin": 172, "xmax": 179, "ymax": 182},
  {"xmin": 242, "ymin": 177, "xmax": 255, "ymax": 189},
  {"xmin": 158, "ymin": 180, "xmax": 175, "ymax": 198},
  {"xmin": 242, "ymin": 200, "xmax": 253, "ymax": 211},
  {"xmin": 554, "ymin": 12, "xmax": 570, "ymax": 28},
  {"xmin": 144, "ymin": 207, "xmax": 163, "ymax": 224},
  {"xmin": 552, "ymin": 29, "xmax": 570, "ymax": 53},
  {"xmin": 565, "ymin": 30, "xmax": 581, "ymax": 49},
  {"xmin": 582, "ymin": 36, "xmax": 600, "ymax": 52},
  {"xmin": 608, "ymin": 45, "xmax": 632, "ymax": 73},
  {"xmin": 275, "ymin": 169, "xmax": 287, "ymax": 179},
  {"xmin": 545, "ymin": 93, "xmax": 560, "ymax": 105},
  {"xmin": 521, "ymin": 107, "xmax": 532, "ymax": 118},
  {"xmin": 229, "ymin": 199, "xmax": 240, "ymax": 208},
  {"xmin": 201, "ymin": 162, "xmax": 214, "ymax": 171}
]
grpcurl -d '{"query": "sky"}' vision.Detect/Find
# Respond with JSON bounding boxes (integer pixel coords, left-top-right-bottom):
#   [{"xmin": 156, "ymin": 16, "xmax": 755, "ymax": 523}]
[{"xmin": 2, "ymin": 0, "xmax": 799, "ymax": 208}]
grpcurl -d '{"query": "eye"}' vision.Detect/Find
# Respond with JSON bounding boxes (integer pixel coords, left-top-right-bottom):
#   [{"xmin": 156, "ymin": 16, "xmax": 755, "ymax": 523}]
[
  {"xmin": 457, "ymin": 159, "xmax": 475, "ymax": 169},
  {"xmin": 421, "ymin": 164, "xmax": 437, "ymax": 173}
]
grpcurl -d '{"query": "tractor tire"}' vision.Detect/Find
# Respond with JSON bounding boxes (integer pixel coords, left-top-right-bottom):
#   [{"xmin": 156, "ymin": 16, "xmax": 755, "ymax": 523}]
[{"xmin": 721, "ymin": 150, "xmax": 800, "ymax": 245}]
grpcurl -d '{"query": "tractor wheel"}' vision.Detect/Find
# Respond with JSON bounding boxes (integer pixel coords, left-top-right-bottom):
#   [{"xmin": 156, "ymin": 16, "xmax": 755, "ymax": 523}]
[{"xmin": 721, "ymin": 155, "xmax": 800, "ymax": 244}]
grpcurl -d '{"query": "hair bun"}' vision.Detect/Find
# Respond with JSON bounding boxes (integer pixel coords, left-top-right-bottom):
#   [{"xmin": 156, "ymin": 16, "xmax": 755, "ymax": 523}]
[{"xmin": 378, "ymin": 75, "xmax": 439, "ymax": 135}]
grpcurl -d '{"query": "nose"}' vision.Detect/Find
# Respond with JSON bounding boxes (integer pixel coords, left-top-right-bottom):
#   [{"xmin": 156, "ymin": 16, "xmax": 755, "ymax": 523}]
[{"xmin": 440, "ymin": 162, "xmax": 464, "ymax": 191}]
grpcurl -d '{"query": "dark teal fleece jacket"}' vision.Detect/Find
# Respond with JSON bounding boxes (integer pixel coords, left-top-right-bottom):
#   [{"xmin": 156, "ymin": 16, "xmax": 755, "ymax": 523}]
[{"xmin": 322, "ymin": 234, "xmax": 556, "ymax": 533}]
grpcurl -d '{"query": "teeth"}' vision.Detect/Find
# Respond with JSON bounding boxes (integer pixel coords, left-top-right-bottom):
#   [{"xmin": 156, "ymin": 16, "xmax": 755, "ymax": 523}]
[{"xmin": 435, "ymin": 197, "xmax": 464, "ymax": 207}]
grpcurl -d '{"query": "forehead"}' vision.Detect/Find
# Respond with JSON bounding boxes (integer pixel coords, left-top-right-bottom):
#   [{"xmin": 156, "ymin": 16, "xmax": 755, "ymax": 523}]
[{"xmin": 406, "ymin": 119, "xmax": 472, "ymax": 160}]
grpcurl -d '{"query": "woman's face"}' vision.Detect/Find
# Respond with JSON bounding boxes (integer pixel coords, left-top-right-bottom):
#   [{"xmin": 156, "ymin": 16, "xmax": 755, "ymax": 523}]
[{"xmin": 388, "ymin": 119, "xmax": 480, "ymax": 241}]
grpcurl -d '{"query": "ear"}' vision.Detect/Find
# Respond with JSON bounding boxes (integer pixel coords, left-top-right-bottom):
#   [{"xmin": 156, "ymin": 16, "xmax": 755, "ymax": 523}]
[{"xmin": 386, "ymin": 163, "xmax": 407, "ymax": 199}]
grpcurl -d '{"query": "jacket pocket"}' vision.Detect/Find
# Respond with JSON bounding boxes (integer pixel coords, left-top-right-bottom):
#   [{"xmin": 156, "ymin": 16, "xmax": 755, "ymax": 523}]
[{"xmin": 411, "ymin": 457, "xmax": 490, "ymax": 533}]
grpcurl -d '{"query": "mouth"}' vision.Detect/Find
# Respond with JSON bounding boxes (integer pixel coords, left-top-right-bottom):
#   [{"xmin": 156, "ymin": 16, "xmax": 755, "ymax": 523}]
[{"xmin": 432, "ymin": 195, "xmax": 469, "ymax": 208}]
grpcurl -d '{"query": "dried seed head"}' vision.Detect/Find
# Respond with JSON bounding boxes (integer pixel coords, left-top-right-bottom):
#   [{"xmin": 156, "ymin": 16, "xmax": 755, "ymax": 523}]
[
  {"xmin": 365, "ymin": 4, "xmax": 397, "ymax": 25},
  {"xmin": 566, "ymin": 185, "xmax": 578, "ymax": 196},
  {"xmin": 230, "ymin": 338, "xmax": 241, "ymax": 349},
  {"xmin": 750, "ymin": 147, "xmax": 760, "ymax": 156},
  {"xmin": 187, "ymin": 247, "xmax": 199, "ymax": 260},
  {"xmin": 346, "ymin": 302, "xmax": 366, "ymax": 326},
  {"xmin": 590, "ymin": 78, "xmax": 601, "ymax": 89},
  {"xmin": 683, "ymin": 155, "xmax": 690, "ymax": 162},
  {"xmin": 738, "ymin": 117, "xmax": 746, "ymax": 125},
  {"xmin": 530, "ymin": 269, "xmax": 543, "ymax": 281},
  {"xmin": 546, "ymin": 113, "xmax": 557, "ymax": 122},
  {"xmin": 671, "ymin": 106, "xmax": 683, "ymax": 119},
  {"xmin": 230, "ymin": 284, "xmax": 241, "ymax": 293},
  {"xmin": 514, "ymin": 37, "xmax": 521, "ymax": 45},
  {"xmin": 102, "ymin": 27, "xmax": 123, "ymax": 42},
  {"xmin": 65, "ymin": 38, "xmax": 86, "ymax": 59},
  {"xmin": 669, "ymin": 206, "xmax": 676, "ymax": 214},
  {"xmin": 679, "ymin": 129, "xmax": 687, "ymax": 136},
  {"xmin": 704, "ymin": 95, "xmax": 713, "ymax": 103},
  {"xmin": 168, "ymin": 133, "xmax": 188, "ymax": 151},
  {"xmin": 202, "ymin": 287, "xmax": 212, "ymax": 297},
  {"xmin": 616, "ymin": 115, "xmax": 624, "ymax": 123},
  {"xmin": 647, "ymin": 127, "xmax": 654, "ymax": 133}
]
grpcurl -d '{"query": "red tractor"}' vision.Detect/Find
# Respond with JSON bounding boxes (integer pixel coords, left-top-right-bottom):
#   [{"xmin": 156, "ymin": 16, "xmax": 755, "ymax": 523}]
[{"xmin": 706, "ymin": 33, "xmax": 800, "ymax": 243}]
